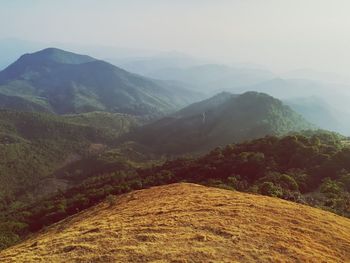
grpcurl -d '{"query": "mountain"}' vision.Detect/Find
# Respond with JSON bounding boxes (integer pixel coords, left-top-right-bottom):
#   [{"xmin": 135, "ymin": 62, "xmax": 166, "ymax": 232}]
[
  {"xmin": 230, "ymin": 78, "xmax": 326, "ymax": 99},
  {"xmin": 282, "ymin": 68, "xmax": 350, "ymax": 84},
  {"xmin": 112, "ymin": 51, "xmax": 204, "ymax": 76},
  {"xmin": 147, "ymin": 64, "xmax": 275, "ymax": 94},
  {"xmin": 230, "ymin": 77, "xmax": 350, "ymax": 115},
  {"xmin": 0, "ymin": 38, "xmax": 163, "ymax": 71},
  {"xmin": 230, "ymin": 78, "xmax": 350, "ymax": 112},
  {"xmin": 129, "ymin": 92, "xmax": 313, "ymax": 154},
  {"xmin": 284, "ymin": 96, "xmax": 346, "ymax": 133},
  {"xmin": 1, "ymin": 183, "xmax": 349, "ymax": 262},
  {"xmin": 0, "ymin": 48, "xmax": 202, "ymax": 116},
  {"xmin": 229, "ymin": 78, "xmax": 350, "ymax": 135}
]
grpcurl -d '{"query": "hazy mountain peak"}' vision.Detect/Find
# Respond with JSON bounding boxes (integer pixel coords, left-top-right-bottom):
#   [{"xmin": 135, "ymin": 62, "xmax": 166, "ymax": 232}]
[
  {"xmin": 237, "ymin": 91, "xmax": 280, "ymax": 103},
  {"xmin": 17, "ymin": 47, "xmax": 96, "ymax": 65},
  {"xmin": 0, "ymin": 48, "xmax": 202, "ymax": 116}
]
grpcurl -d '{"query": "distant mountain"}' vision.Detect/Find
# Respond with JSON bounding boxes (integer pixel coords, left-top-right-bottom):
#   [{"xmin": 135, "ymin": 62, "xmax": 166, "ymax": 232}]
[
  {"xmin": 112, "ymin": 51, "xmax": 204, "ymax": 76},
  {"xmin": 0, "ymin": 38, "xmax": 156, "ymax": 71},
  {"xmin": 230, "ymin": 78, "xmax": 324, "ymax": 99},
  {"xmin": 128, "ymin": 92, "xmax": 313, "ymax": 154},
  {"xmin": 0, "ymin": 48, "xmax": 202, "ymax": 116},
  {"xmin": 147, "ymin": 64, "xmax": 275, "ymax": 94},
  {"xmin": 231, "ymin": 77, "xmax": 350, "ymax": 109},
  {"xmin": 284, "ymin": 96, "xmax": 346, "ymax": 133},
  {"xmin": 282, "ymin": 68, "xmax": 350, "ymax": 84},
  {"xmin": 287, "ymin": 97, "xmax": 350, "ymax": 135},
  {"xmin": 229, "ymin": 78, "xmax": 350, "ymax": 135}
]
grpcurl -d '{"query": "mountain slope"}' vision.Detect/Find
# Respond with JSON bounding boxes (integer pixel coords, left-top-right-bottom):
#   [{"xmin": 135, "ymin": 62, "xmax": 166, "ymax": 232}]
[
  {"xmin": 0, "ymin": 93, "xmax": 52, "ymax": 113},
  {"xmin": 1, "ymin": 183, "xmax": 349, "ymax": 262},
  {"xmin": 0, "ymin": 110, "xmax": 140, "ymax": 201},
  {"xmin": 0, "ymin": 48, "xmax": 201, "ymax": 116},
  {"xmin": 129, "ymin": 92, "xmax": 313, "ymax": 154},
  {"xmin": 284, "ymin": 96, "xmax": 350, "ymax": 135}
]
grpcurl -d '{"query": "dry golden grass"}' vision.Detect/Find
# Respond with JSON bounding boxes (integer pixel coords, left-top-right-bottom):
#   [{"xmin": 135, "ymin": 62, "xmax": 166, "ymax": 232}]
[{"xmin": 1, "ymin": 183, "xmax": 350, "ymax": 263}]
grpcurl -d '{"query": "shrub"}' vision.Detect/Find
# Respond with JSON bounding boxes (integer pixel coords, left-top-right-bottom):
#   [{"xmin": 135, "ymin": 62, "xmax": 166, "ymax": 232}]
[
  {"xmin": 279, "ymin": 174, "xmax": 299, "ymax": 191},
  {"xmin": 320, "ymin": 178, "xmax": 342, "ymax": 197},
  {"xmin": 259, "ymin": 182, "xmax": 283, "ymax": 197}
]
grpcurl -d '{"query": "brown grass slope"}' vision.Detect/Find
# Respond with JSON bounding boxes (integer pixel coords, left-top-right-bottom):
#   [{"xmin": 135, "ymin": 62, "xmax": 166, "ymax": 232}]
[{"xmin": 1, "ymin": 183, "xmax": 350, "ymax": 263}]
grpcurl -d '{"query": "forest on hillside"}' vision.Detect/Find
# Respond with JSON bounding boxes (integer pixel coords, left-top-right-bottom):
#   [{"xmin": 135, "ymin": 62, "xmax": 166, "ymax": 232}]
[{"xmin": 1, "ymin": 130, "xmax": 349, "ymax": 249}]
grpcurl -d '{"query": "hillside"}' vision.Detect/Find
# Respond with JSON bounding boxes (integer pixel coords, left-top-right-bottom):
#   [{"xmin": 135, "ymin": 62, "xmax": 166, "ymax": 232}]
[
  {"xmin": 0, "ymin": 93, "xmax": 52, "ymax": 113},
  {"xmin": 63, "ymin": 111, "xmax": 142, "ymax": 137},
  {"xmin": 1, "ymin": 183, "xmax": 349, "ymax": 262},
  {"xmin": 0, "ymin": 110, "xmax": 141, "ymax": 202},
  {"xmin": 129, "ymin": 91, "xmax": 313, "ymax": 154},
  {"xmin": 1, "ymin": 131, "xmax": 349, "ymax": 251},
  {"xmin": 0, "ymin": 48, "xmax": 201, "ymax": 116},
  {"xmin": 285, "ymin": 96, "xmax": 350, "ymax": 135}
]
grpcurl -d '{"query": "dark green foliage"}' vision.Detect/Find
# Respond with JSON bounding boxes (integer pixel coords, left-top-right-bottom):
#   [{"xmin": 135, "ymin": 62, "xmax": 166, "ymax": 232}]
[
  {"xmin": 0, "ymin": 110, "xmax": 139, "ymax": 200},
  {"xmin": 1, "ymin": 131, "xmax": 350, "ymax": 250},
  {"xmin": 259, "ymin": 182, "xmax": 283, "ymax": 197},
  {"xmin": 134, "ymin": 131, "xmax": 349, "ymax": 215},
  {"xmin": 320, "ymin": 178, "xmax": 342, "ymax": 197}
]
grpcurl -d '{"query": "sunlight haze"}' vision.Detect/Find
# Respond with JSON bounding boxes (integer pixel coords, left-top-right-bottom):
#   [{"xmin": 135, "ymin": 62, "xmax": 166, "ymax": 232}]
[{"xmin": 1, "ymin": 0, "xmax": 350, "ymax": 74}]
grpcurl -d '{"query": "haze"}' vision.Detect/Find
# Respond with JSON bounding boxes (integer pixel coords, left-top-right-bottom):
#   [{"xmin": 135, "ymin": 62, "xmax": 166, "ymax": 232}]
[{"xmin": 1, "ymin": 0, "xmax": 350, "ymax": 74}]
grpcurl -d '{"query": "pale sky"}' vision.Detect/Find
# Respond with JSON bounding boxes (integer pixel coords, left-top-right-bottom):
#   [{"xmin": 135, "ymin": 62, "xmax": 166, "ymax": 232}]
[{"xmin": 1, "ymin": 0, "xmax": 350, "ymax": 74}]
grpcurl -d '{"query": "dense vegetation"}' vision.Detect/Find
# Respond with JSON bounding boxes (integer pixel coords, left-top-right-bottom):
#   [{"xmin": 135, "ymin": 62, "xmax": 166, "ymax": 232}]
[
  {"xmin": 1, "ymin": 131, "xmax": 349, "ymax": 250},
  {"xmin": 129, "ymin": 92, "xmax": 313, "ymax": 153},
  {"xmin": 0, "ymin": 110, "xmax": 141, "ymax": 202}
]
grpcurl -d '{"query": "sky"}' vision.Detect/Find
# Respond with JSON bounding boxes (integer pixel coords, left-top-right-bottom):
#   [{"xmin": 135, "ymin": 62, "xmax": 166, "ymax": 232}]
[{"xmin": 1, "ymin": 0, "xmax": 350, "ymax": 74}]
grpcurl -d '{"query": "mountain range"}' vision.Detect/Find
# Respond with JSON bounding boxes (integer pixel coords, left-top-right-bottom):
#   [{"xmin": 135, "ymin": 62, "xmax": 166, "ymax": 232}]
[
  {"xmin": 117, "ymin": 57, "xmax": 350, "ymax": 135},
  {"xmin": 0, "ymin": 48, "xmax": 202, "ymax": 116},
  {"xmin": 147, "ymin": 64, "xmax": 275, "ymax": 93}
]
